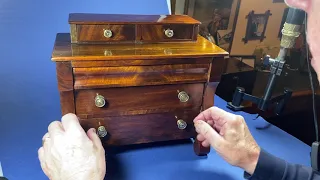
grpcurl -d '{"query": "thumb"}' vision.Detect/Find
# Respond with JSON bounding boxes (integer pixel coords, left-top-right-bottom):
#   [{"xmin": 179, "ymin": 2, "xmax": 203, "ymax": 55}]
[
  {"xmin": 194, "ymin": 120, "xmax": 224, "ymax": 150},
  {"xmin": 87, "ymin": 128, "xmax": 104, "ymax": 149}
]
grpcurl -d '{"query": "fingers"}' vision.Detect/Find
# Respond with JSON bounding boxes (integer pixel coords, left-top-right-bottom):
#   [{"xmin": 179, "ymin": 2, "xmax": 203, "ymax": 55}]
[
  {"xmin": 197, "ymin": 134, "xmax": 206, "ymax": 142},
  {"xmin": 48, "ymin": 121, "xmax": 64, "ymax": 140},
  {"xmin": 194, "ymin": 120, "xmax": 224, "ymax": 151},
  {"xmin": 194, "ymin": 107, "xmax": 237, "ymax": 131},
  {"xmin": 42, "ymin": 132, "xmax": 52, "ymax": 152},
  {"xmin": 201, "ymin": 140, "xmax": 210, "ymax": 147},
  {"xmin": 194, "ymin": 106, "xmax": 225, "ymax": 122},
  {"xmin": 61, "ymin": 113, "xmax": 83, "ymax": 132},
  {"xmin": 38, "ymin": 147, "xmax": 51, "ymax": 178},
  {"xmin": 87, "ymin": 128, "xmax": 103, "ymax": 149}
]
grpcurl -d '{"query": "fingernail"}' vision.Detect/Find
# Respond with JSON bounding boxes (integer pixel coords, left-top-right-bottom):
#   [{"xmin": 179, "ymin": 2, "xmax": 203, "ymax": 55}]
[{"xmin": 92, "ymin": 128, "xmax": 96, "ymax": 133}]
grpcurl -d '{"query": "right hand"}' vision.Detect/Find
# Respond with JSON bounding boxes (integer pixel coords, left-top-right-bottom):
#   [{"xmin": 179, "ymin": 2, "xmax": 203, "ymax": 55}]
[{"xmin": 194, "ymin": 107, "xmax": 260, "ymax": 175}]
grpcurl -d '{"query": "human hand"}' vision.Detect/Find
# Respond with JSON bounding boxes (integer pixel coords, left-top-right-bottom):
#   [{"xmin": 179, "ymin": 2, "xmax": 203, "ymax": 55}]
[
  {"xmin": 194, "ymin": 107, "xmax": 260, "ymax": 175},
  {"xmin": 38, "ymin": 113, "xmax": 106, "ymax": 180}
]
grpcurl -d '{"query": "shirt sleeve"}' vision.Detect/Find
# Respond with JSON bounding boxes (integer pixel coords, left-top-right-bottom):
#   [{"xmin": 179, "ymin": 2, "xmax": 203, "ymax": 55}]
[{"xmin": 244, "ymin": 149, "xmax": 320, "ymax": 180}]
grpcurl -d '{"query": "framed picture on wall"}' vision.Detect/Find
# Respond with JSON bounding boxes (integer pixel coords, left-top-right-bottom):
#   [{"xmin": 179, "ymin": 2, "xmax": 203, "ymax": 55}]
[{"xmin": 242, "ymin": 10, "xmax": 272, "ymax": 44}]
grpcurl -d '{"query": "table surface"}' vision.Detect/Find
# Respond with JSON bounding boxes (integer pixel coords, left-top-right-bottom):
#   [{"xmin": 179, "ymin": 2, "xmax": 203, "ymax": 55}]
[
  {"xmin": 0, "ymin": 0, "xmax": 311, "ymax": 179},
  {"xmin": 0, "ymin": 96, "xmax": 311, "ymax": 180}
]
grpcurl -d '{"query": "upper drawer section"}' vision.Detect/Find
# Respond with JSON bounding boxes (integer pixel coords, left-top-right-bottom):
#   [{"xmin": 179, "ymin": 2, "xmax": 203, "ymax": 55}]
[
  {"xmin": 69, "ymin": 13, "xmax": 200, "ymax": 44},
  {"xmin": 140, "ymin": 24, "xmax": 195, "ymax": 42},
  {"xmin": 75, "ymin": 24, "xmax": 136, "ymax": 43},
  {"xmin": 73, "ymin": 64, "xmax": 210, "ymax": 89}
]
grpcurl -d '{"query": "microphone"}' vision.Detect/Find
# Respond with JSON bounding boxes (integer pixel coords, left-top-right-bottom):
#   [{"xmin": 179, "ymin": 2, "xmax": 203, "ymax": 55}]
[
  {"xmin": 227, "ymin": 8, "xmax": 306, "ymax": 113},
  {"xmin": 280, "ymin": 8, "xmax": 305, "ymax": 49},
  {"xmin": 258, "ymin": 8, "xmax": 305, "ymax": 110}
]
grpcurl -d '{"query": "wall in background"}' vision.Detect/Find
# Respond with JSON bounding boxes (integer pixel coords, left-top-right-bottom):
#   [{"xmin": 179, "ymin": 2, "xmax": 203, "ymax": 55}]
[
  {"xmin": 230, "ymin": 0, "xmax": 288, "ymax": 57},
  {"xmin": 0, "ymin": 1, "xmax": 169, "ymax": 179}
]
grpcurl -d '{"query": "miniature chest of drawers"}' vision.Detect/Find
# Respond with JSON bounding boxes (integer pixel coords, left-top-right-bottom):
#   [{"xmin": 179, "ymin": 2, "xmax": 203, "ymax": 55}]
[{"xmin": 51, "ymin": 13, "xmax": 228, "ymax": 156}]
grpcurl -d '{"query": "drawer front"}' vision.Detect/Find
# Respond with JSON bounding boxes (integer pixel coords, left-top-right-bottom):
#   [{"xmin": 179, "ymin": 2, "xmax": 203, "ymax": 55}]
[
  {"xmin": 73, "ymin": 64, "xmax": 210, "ymax": 89},
  {"xmin": 140, "ymin": 24, "xmax": 195, "ymax": 42},
  {"xmin": 76, "ymin": 24, "xmax": 136, "ymax": 43},
  {"xmin": 75, "ymin": 83, "xmax": 204, "ymax": 117},
  {"xmin": 79, "ymin": 110, "xmax": 199, "ymax": 146}
]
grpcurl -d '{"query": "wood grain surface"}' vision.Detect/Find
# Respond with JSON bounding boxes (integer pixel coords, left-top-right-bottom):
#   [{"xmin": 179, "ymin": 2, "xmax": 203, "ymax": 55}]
[
  {"xmin": 71, "ymin": 58, "xmax": 212, "ymax": 67},
  {"xmin": 73, "ymin": 64, "xmax": 209, "ymax": 89},
  {"xmin": 79, "ymin": 110, "xmax": 199, "ymax": 146},
  {"xmin": 77, "ymin": 24, "xmax": 135, "ymax": 42},
  {"xmin": 51, "ymin": 33, "xmax": 228, "ymax": 61},
  {"xmin": 75, "ymin": 83, "xmax": 204, "ymax": 117},
  {"xmin": 140, "ymin": 24, "xmax": 194, "ymax": 42},
  {"xmin": 69, "ymin": 13, "xmax": 201, "ymax": 25},
  {"xmin": 56, "ymin": 62, "xmax": 75, "ymax": 115}
]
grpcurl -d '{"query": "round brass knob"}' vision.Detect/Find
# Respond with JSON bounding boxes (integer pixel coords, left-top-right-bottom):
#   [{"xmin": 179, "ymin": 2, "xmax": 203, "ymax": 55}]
[
  {"xmin": 95, "ymin": 94, "xmax": 106, "ymax": 108},
  {"xmin": 103, "ymin": 29, "xmax": 113, "ymax": 38},
  {"xmin": 164, "ymin": 29, "xmax": 174, "ymax": 38},
  {"xmin": 178, "ymin": 91, "xmax": 189, "ymax": 102},
  {"xmin": 97, "ymin": 126, "xmax": 108, "ymax": 138},
  {"xmin": 177, "ymin": 119, "xmax": 187, "ymax": 130}
]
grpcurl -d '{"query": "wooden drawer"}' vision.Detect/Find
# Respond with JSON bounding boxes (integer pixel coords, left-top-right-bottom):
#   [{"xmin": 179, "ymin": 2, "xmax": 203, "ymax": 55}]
[
  {"xmin": 140, "ymin": 24, "xmax": 196, "ymax": 42},
  {"xmin": 68, "ymin": 14, "xmax": 201, "ymax": 44},
  {"xmin": 73, "ymin": 24, "xmax": 136, "ymax": 43},
  {"xmin": 75, "ymin": 83, "xmax": 204, "ymax": 117},
  {"xmin": 73, "ymin": 64, "xmax": 209, "ymax": 89},
  {"xmin": 79, "ymin": 110, "xmax": 199, "ymax": 146}
]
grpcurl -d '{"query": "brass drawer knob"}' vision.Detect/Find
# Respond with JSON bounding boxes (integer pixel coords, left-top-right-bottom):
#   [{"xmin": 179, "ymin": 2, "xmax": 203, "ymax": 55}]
[
  {"xmin": 165, "ymin": 29, "xmax": 174, "ymax": 38},
  {"xmin": 97, "ymin": 126, "xmax": 108, "ymax": 138},
  {"xmin": 177, "ymin": 119, "xmax": 187, "ymax": 130},
  {"xmin": 103, "ymin": 29, "xmax": 113, "ymax": 38},
  {"xmin": 95, "ymin": 94, "xmax": 106, "ymax": 108},
  {"xmin": 178, "ymin": 91, "xmax": 189, "ymax": 102}
]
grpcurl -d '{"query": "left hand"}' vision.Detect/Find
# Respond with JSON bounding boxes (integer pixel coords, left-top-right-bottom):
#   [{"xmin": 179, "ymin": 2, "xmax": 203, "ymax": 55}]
[{"xmin": 38, "ymin": 113, "xmax": 106, "ymax": 180}]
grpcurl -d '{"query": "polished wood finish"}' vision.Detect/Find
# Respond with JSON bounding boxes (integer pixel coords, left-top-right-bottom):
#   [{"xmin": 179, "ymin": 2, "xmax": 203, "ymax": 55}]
[
  {"xmin": 52, "ymin": 15, "xmax": 228, "ymax": 156},
  {"xmin": 73, "ymin": 64, "xmax": 209, "ymax": 89},
  {"xmin": 71, "ymin": 58, "xmax": 212, "ymax": 67},
  {"xmin": 75, "ymin": 84, "xmax": 204, "ymax": 117},
  {"xmin": 79, "ymin": 110, "xmax": 199, "ymax": 146},
  {"xmin": 140, "ymin": 24, "xmax": 195, "ymax": 42},
  {"xmin": 210, "ymin": 57, "xmax": 228, "ymax": 82},
  {"xmin": 69, "ymin": 13, "xmax": 201, "ymax": 25},
  {"xmin": 77, "ymin": 25, "xmax": 136, "ymax": 43},
  {"xmin": 69, "ymin": 14, "xmax": 201, "ymax": 43},
  {"xmin": 56, "ymin": 62, "xmax": 75, "ymax": 115},
  {"xmin": 52, "ymin": 33, "xmax": 228, "ymax": 61}
]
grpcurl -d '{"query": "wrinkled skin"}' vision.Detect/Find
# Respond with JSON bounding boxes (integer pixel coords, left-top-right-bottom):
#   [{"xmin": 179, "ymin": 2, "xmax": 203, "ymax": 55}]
[
  {"xmin": 194, "ymin": 107, "xmax": 260, "ymax": 174},
  {"xmin": 194, "ymin": 0, "xmax": 320, "ymax": 175},
  {"xmin": 38, "ymin": 114, "xmax": 106, "ymax": 180}
]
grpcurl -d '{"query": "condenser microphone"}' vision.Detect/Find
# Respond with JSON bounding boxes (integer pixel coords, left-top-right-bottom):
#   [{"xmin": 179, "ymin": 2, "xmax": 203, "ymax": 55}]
[{"xmin": 280, "ymin": 8, "xmax": 305, "ymax": 49}]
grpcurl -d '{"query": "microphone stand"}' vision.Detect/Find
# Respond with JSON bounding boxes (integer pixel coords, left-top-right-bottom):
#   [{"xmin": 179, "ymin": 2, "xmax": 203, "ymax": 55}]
[{"xmin": 227, "ymin": 48, "xmax": 292, "ymax": 115}]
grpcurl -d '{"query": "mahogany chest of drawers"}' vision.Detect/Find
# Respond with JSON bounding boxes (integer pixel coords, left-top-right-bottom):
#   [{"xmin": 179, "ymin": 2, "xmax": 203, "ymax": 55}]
[{"xmin": 51, "ymin": 13, "xmax": 228, "ymax": 156}]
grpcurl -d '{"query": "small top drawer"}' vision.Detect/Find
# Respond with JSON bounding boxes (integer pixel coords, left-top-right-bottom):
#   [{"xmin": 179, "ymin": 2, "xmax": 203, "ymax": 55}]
[
  {"xmin": 68, "ymin": 13, "xmax": 201, "ymax": 44},
  {"xmin": 71, "ymin": 24, "xmax": 136, "ymax": 43},
  {"xmin": 140, "ymin": 24, "xmax": 196, "ymax": 42}
]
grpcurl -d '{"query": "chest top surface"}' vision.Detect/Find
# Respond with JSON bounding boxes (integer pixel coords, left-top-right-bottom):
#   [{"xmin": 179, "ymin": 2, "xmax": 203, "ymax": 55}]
[
  {"xmin": 68, "ymin": 13, "xmax": 201, "ymax": 25},
  {"xmin": 51, "ymin": 33, "xmax": 228, "ymax": 61}
]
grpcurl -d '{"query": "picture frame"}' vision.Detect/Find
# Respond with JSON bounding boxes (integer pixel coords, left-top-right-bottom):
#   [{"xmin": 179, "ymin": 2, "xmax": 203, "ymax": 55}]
[{"xmin": 242, "ymin": 10, "xmax": 272, "ymax": 44}]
